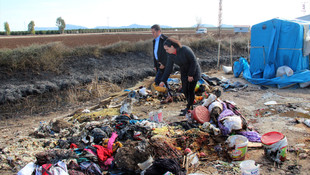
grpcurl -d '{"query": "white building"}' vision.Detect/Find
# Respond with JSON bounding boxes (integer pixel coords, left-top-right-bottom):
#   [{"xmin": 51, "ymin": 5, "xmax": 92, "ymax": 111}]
[{"xmin": 233, "ymin": 25, "xmax": 250, "ymax": 33}]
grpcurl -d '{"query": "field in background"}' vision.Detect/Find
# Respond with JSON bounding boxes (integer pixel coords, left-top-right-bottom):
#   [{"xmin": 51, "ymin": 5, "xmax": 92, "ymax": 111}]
[{"xmin": 0, "ymin": 29, "xmax": 236, "ymax": 49}]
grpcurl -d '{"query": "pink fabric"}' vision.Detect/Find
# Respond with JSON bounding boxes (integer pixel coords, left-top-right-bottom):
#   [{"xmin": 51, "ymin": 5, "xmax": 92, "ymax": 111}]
[
  {"xmin": 84, "ymin": 148, "xmax": 96, "ymax": 156},
  {"xmin": 104, "ymin": 157, "xmax": 114, "ymax": 166},
  {"xmin": 107, "ymin": 132, "xmax": 118, "ymax": 150}
]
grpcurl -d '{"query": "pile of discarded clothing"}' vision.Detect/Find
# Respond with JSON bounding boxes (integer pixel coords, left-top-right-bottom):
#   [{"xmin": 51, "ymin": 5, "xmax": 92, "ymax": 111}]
[{"xmin": 15, "ymin": 74, "xmax": 262, "ymax": 175}]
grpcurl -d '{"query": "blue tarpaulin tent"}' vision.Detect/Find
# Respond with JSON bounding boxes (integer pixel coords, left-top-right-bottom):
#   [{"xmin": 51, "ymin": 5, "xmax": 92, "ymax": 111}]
[{"xmin": 234, "ymin": 18, "xmax": 310, "ymax": 88}]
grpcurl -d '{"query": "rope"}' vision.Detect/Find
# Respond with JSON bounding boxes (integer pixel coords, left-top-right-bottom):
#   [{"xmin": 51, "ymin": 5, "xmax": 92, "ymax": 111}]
[{"xmin": 251, "ymin": 46, "xmax": 301, "ymax": 50}]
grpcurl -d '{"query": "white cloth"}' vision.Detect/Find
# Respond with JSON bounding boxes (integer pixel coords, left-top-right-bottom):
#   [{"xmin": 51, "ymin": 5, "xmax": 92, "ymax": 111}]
[{"xmin": 17, "ymin": 162, "xmax": 37, "ymax": 175}]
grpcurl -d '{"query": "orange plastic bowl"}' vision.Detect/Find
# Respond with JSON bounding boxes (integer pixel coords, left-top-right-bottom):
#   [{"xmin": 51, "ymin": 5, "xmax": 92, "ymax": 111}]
[{"xmin": 191, "ymin": 106, "xmax": 210, "ymax": 124}]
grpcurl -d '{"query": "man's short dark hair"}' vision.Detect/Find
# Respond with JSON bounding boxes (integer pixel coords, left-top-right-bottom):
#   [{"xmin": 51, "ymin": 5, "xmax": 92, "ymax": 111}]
[{"xmin": 151, "ymin": 24, "xmax": 161, "ymax": 31}]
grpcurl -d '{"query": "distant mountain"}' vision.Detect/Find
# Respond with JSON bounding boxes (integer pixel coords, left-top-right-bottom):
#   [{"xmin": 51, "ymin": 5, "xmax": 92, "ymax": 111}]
[
  {"xmin": 66, "ymin": 24, "xmax": 88, "ymax": 30},
  {"xmin": 193, "ymin": 24, "xmax": 216, "ymax": 28},
  {"xmin": 35, "ymin": 24, "xmax": 176, "ymax": 31},
  {"xmin": 221, "ymin": 24, "xmax": 234, "ymax": 28},
  {"xmin": 95, "ymin": 24, "xmax": 149, "ymax": 29},
  {"xmin": 35, "ymin": 26, "xmax": 58, "ymax": 31},
  {"xmin": 121, "ymin": 24, "xmax": 151, "ymax": 28},
  {"xmin": 95, "ymin": 24, "xmax": 173, "ymax": 29},
  {"xmin": 35, "ymin": 24, "xmax": 88, "ymax": 31}
]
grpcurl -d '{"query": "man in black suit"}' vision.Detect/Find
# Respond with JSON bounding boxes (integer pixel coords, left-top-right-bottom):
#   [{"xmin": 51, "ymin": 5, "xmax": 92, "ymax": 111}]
[{"xmin": 151, "ymin": 24, "xmax": 172, "ymax": 103}]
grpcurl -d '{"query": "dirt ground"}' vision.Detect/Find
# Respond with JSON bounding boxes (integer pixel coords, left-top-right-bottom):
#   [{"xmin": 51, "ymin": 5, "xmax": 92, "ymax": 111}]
[
  {"xmin": 0, "ymin": 69, "xmax": 309, "ymax": 174},
  {"xmin": 0, "ymin": 29, "xmax": 234, "ymax": 49},
  {"xmin": 0, "ymin": 31, "xmax": 309, "ymax": 174}
]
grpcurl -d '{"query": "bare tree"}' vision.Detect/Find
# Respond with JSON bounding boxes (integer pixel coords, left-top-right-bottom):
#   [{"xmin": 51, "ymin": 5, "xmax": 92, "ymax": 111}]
[
  {"xmin": 218, "ymin": 0, "xmax": 223, "ymax": 37},
  {"xmin": 196, "ymin": 17, "xmax": 202, "ymax": 31}
]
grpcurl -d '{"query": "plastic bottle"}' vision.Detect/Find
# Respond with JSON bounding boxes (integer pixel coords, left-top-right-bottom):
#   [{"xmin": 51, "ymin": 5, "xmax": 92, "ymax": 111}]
[{"xmin": 240, "ymin": 160, "xmax": 259, "ymax": 175}]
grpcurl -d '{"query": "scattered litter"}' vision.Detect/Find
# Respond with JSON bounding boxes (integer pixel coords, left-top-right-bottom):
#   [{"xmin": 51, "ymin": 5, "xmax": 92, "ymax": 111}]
[
  {"xmin": 149, "ymin": 110, "xmax": 163, "ymax": 123},
  {"xmin": 239, "ymin": 160, "xmax": 259, "ymax": 175},
  {"xmin": 303, "ymin": 119, "xmax": 310, "ymax": 127},
  {"xmin": 222, "ymin": 65, "xmax": 233, "ymax": 74},
  {"xmin": 264, "ymin": 101, "xmax": 278, "ymax": 105},
  {"xmin": 82, "ymin": 109, "xmax": 90, "ymax": 113},
  {"xmin": 8, "ymin": 72, "xmax": 306, "ymax": 174}
]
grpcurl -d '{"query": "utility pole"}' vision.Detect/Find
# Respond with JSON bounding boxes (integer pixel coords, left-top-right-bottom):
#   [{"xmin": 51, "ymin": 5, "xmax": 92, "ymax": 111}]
[
  {"xmin": 217, "ymin": 0, "xmax": 223, "ymax": 69},
  {"xmin": 301, "ymin": 1, "xmax": 307, "ymax": 15},
  {"xmin": 218, "ymin": 0, "xmax": 222, "ymax": 38}
]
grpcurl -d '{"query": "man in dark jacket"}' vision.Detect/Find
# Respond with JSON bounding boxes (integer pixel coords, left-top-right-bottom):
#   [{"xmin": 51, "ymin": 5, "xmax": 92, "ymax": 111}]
[{"xmin": 151, "ymin": 24, "xmax": 169, "ymax": 86}]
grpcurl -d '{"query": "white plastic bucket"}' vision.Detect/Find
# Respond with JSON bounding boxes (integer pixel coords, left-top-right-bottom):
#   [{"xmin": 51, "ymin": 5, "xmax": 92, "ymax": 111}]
[
  {"xmin": 240, "ymin": 160, "xmax": 259, "ymax": 175},
  {"xmin": 263, "ymin": 136, "xmax": 288, "ymax": 162},
  {"xmin": 227, "ymin": 135, "xmax": 249, "ymax": 161}
]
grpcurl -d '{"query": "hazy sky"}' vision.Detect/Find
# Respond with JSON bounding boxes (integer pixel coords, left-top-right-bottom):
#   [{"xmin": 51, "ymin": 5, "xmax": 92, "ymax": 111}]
[{"xmin": 0, "ymin": 0, "xmax": 307, "ymax": 31}]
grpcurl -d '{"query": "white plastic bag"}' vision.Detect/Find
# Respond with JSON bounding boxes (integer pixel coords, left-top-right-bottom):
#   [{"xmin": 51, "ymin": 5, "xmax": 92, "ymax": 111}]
[
  {"xmin": 300, "ymin": 81, "xmax": 310, "ymax": 88},
  {"xmin": 202, "ymin": 93, "xmax": 217, "ymax": 107},
  {"xmin": 222, "ymin": 65, "xmax": 233, "ymax": 74},
  {"xmin": 148, "ymin": 109, "xmax": 163, "ymax": 122},
  {"xmin": 17, "ymin": 162, "xmax": 36, "ymax": 175},
  {"xmin": 139, "ymin": 87, "xmax": 148, "ymax": 96},
  {"xmin": 222, "ymin": 115, "xmax": 242, "ymax": 132},
  {"xmin": 276, "ymin": 66, "xmax": 293, "ymax": 77}
]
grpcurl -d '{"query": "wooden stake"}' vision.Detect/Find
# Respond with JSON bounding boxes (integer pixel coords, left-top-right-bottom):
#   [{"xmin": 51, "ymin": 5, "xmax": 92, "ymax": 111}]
[
  {"xmin": 247, "ymin": 39, "xmax": 250, "ymax": 62},
  {"xmin": 217, "ymin": 40, "xmax": 221, "ymax": 70},
  {"xmin": 186, "ymin": 156, "xmax": 189, "ymax": 174},
  {"xmin": 230, "ymin": 38, "xmax": 233, "ymax": 66}
]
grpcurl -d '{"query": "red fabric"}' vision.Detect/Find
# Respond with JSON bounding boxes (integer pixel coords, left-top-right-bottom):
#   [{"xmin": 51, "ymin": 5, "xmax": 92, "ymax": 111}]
[
  {"xmin": 93, "ymin": 145, "xmax": 113, "ymax": 163},
  {"xmin": 70, "ymin": 143, "xmax": 78, "ymax": 149},
  {"xmin": 42, "ymin": 164, "xmax": 52, "ymax": 175}
]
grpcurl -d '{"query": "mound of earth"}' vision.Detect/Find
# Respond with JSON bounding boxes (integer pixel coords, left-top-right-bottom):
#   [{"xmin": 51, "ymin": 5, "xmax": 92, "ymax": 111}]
[{"xmin": 0, "ymin": 47, "xmax": 242, "ymax": 118}]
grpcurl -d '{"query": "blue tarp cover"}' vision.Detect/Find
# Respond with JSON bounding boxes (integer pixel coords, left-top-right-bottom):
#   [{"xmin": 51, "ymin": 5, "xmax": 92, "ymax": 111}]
[
  {"xmin": 234, "ymin": 18, "xmax": 310, "ymax": 88},
  {"xmin": 234, "ymin": 57, "xmax": 310, "ymax": 88}
]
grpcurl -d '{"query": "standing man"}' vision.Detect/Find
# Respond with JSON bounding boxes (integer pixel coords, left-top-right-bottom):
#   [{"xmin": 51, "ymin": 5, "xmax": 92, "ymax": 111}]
[{"xmin": 151, "ymin": 24, "xmax": 172, "ymax": 103}]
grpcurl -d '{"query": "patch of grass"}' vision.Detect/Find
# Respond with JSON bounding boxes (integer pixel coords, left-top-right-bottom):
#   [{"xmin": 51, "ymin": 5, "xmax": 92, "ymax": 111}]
[
  {"xmin": 187, "ymin": 37, "xmax": 219, "ymax": 51},
  {"xmin": 70, "ymin": 45, "xmax": 102, "ymax": 58},
  {"xmin": 102, "ymin": 39, "xmax": 152, "ymax": 55},
  {"xmin": 65, "ymin": 78, "xmax": 121, "ymax": 104},
  {"xmin": 230, "ymin": 35, "xmax": 251, "ymax": 53},
  {"xmin": 0, "ymin": 80, "xmax": 122, "ymax": 117},
  {"xmin": 0, "ymin": 42, "xmax": 67, "ymax": 72},
  {"xmin": 0, "ymin": 35, "xmax": 249, "ymax": 74}
]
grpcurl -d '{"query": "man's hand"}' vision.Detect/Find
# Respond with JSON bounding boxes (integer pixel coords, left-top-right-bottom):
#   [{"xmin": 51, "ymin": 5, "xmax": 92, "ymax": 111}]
[
  {"xmin": 154, "ymin": 67, "xmax": 157, "ymax": 72},
  {"xmin": 159, "ymin": 63, "xmax": 165, "ymax": 69},
  {"xmin": 188, "ymin": 76, "xmax": 194, "ymax": 82},
  {"xmin": 159, "ymin": 82, "xmax": 165, "ymax": 87}
]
